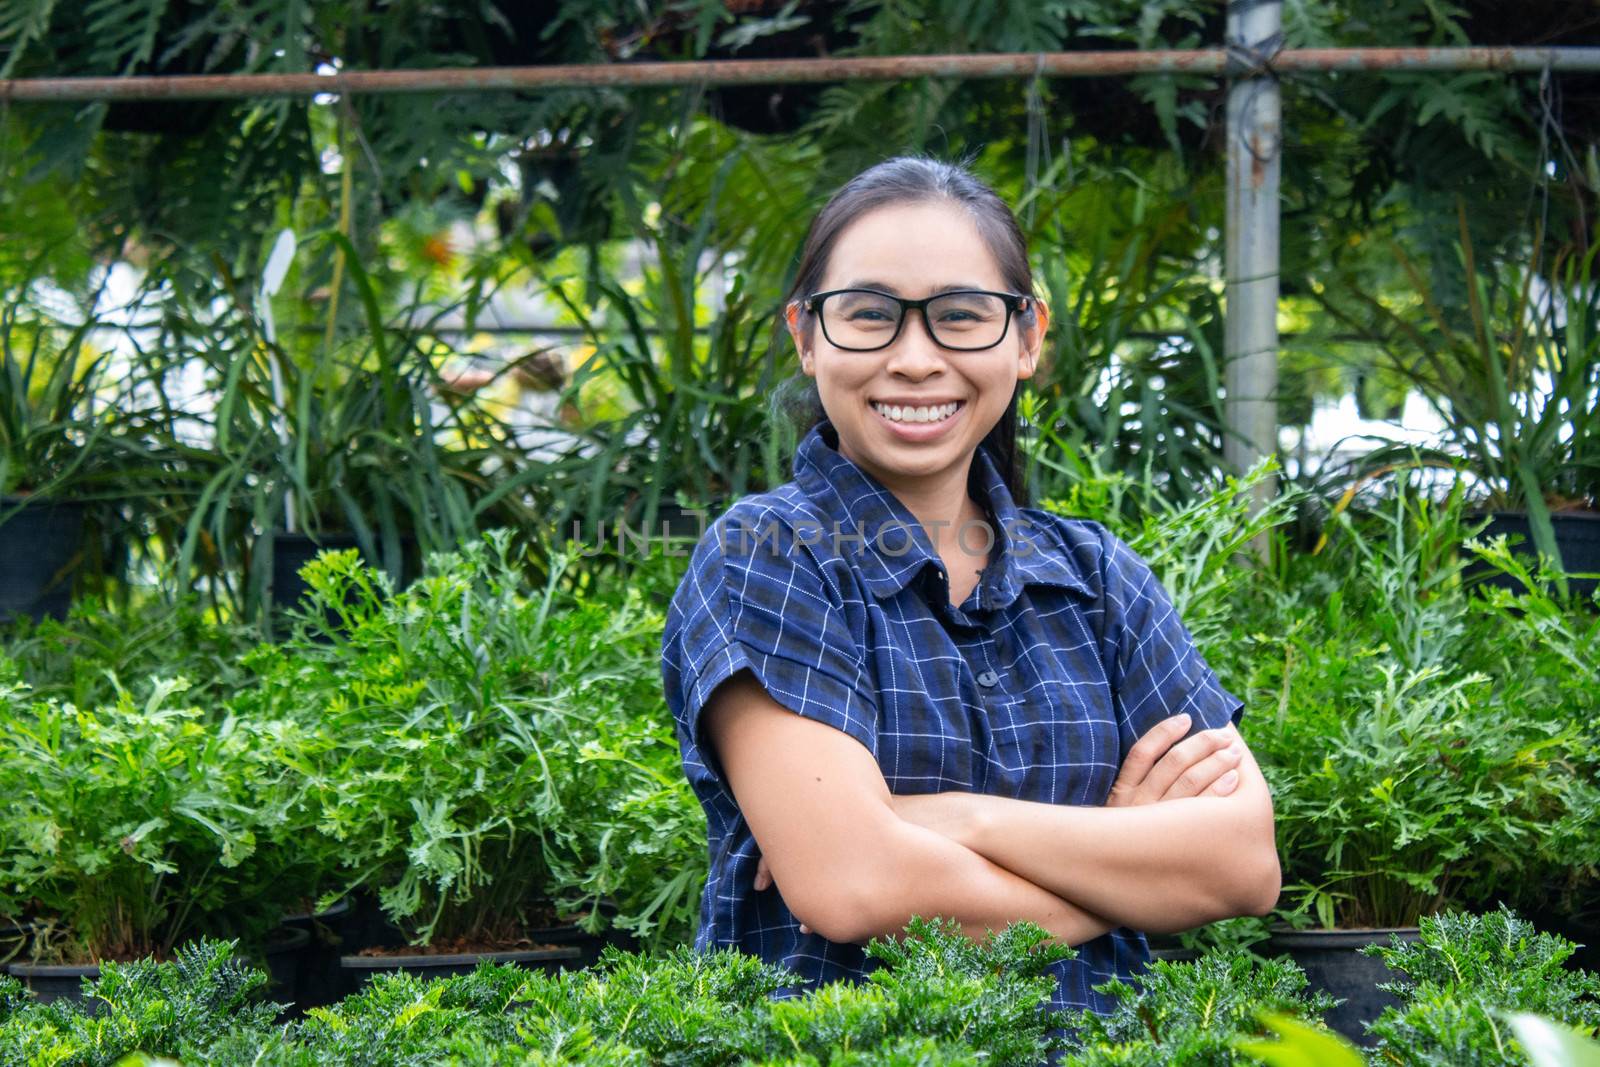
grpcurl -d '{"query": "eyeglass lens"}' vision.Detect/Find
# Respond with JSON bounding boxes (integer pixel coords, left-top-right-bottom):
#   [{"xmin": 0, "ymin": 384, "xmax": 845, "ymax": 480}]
[{"xmin": 821, "ymin": 290, "xmax": 1010, "ymax": 351}]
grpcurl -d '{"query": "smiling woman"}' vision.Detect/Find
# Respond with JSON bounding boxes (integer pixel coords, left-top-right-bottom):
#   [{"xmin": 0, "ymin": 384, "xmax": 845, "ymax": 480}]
[{"xmin": 659, "ymin": 157, "xmax": 1279, "ymax": 1018}]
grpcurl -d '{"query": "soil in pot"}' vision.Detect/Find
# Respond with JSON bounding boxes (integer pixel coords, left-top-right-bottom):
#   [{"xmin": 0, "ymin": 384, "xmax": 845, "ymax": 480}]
[
  {"xmin": 0, "ymin": 497, "xmax": 88, "ymax": 624},
  {"xmin": 1267, "ymin": 925, "xmax": 1423, "ymax": 1044},
  {"xmin": 339, "ymin": 937, "xmax": 584, "ymax": 992}
]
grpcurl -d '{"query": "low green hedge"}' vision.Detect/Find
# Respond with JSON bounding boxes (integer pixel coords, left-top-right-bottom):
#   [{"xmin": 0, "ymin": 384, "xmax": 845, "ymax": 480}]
[{"xmin": 2, "ymin": 911, "xmax": 1594, "ymax": 1066}]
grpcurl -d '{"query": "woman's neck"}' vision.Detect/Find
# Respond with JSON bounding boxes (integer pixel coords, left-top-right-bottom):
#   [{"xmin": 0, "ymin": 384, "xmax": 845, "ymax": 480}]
[{"xmin": 868, "ymin": 456, "xmax": 989, "ymax": 564}]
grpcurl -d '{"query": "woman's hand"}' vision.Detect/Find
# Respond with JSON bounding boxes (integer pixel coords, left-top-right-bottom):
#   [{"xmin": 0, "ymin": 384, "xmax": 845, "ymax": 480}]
[{"xmin": 1105, "ymin": 713, "xmax": 1244, "ymax": 808}]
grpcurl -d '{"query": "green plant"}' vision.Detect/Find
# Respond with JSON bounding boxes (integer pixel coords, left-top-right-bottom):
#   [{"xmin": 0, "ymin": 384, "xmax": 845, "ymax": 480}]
[
  {"xmin": 1237, "ymin": 491, "xmax": 1597, "ymax": 929},
  {"xmin": 1317, "ymin": 214, "xmax": 1600, "ymax": 582},
  {"xmin": 0, "ymin": 679, "xmax": 289, "ymax": 962},
  {"xmin": 1258, "ymin": 658, "xmax": 1589, "ymax": 930},
  {"xmin": 1508, "ymin": 1014, "xmax": 1600, "ymax": 1067},
  {"xmin": 1038, "ymin": 457, "xmax": 1298, "ymax": 671},
  {"xmin": 1060, "ymin": 951, "xmax": 1337, "ymax": 1065},
  {"xmin": 531, "ymin": 162, "xmax": 787, "ymax": 544},
  {"xmin": 1363, "ymin": 908, "xmax": 1600, "ymax": 1065},
  {"xmin": 0, "ymin": 919, "xmax": 1073, "ymax": 1065},
  {"xmin": 243, "ymin": 532, "xmax": 703, "ymax": 948},
  {"xmin": 0, "ymin": 941, "xmax": 280, "ymax": 1066},
  {"xmin": 1235, "ymin": 1013, "xmax": 1366, "ymax": 1067},
  {"xmin": 174, "ymin": 232, "xmax": 541, "ymax": 622},
  {"xmin": 0, "ymin": 596, "xmax": 259, "ymax": 709}
]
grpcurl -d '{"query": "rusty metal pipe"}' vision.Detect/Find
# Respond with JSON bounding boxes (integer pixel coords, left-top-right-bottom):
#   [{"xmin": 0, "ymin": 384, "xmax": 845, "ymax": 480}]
[{"xmin": 3, "ymin": 48, "xmax": 1599, "ymax": 103}]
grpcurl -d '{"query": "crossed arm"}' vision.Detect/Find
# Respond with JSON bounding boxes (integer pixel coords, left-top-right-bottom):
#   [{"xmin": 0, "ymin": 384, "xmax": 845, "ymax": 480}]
[{"xmin": 702, "ymin": 669, "xmax": 1281, "ymax": 948}]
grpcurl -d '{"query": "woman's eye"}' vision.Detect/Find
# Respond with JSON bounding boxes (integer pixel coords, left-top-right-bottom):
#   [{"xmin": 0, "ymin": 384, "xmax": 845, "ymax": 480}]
[{"xmin": 846, "ymin": 309, "xmax": 893, "ymax": 322}]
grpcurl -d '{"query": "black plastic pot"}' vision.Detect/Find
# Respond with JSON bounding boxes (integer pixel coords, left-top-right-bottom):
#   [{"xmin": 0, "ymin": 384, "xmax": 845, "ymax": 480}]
[
  {"xmin": 339, "ymin": 943, "xmax": 584, "ymax": 992},
  {"xmin": 1267, "ymin": 926, "xmax": 1422, "ymax": 1044},
  {"xmin": 526, "ymin": 915, "xmax": 637, "ymax": 972},
  {"xmin": 251, "ymin": 925, "xmax": 312, "ymax": 1009},
  {"xmin": 266, "ymin": 529, "xmax": 419, "ymax": 637},
  {"xmin": 279, "ymin": 898, "xmax": 353, "ymax": 1012},
  {"xmin": 0, "ymin": 496, "xmax": 88, "ymax": 624},
  {"xmin": 7, "ymin": 960, "xmax": 99, "ymax": 1007},
  {"xmin": 1472, "ymin": 511, "xmax": 1600, "ymax": 602}
]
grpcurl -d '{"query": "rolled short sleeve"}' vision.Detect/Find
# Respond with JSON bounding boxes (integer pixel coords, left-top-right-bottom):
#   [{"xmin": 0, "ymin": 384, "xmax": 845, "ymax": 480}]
[
  {"xmin": 1097, "ymin": 528, "xmax": 1244, "ymax": 748},
  {"xmin": 661, "ymin": 507, "xmax": 879, "ymax": 794}
]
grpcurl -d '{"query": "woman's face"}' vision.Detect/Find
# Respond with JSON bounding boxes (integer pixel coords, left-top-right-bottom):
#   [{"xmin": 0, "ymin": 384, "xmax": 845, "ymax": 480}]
[{"xmin": 785, "ymin": 199, "xmax": 1048, "ymax": 490}]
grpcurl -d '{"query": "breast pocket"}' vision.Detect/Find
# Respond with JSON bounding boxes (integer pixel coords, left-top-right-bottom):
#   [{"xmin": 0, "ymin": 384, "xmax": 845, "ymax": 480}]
[
  {"xmin": 984, "ymin": 618, "xmax": 1121, "ymax": 805},
  {"xmin": 871, "ymin": 644, "xmax": 977, "ymax": 793}
]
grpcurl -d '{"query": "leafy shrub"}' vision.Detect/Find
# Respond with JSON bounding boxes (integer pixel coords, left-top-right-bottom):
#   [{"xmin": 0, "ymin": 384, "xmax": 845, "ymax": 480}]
[
  {"xmin": 0, "ymin": 597, "xmax": 258, "ymax": 710},
  {"xmin": 0, "ymin": 919, "xmax": 1074, "ymax": 1065},
  {"xmin": 240, "ymin": 531, "xmax": 704, "ymax": 949},
  {"xmin": 1362, "ymin": 908, "xmax": 1600, "ymax": 1065},
  {"xmin": 0, "ymin": 940, "xmax": 279, "ymax": 1066},
  {"xmin": 1236, "ymin": 492, "xmax": 1598, "ymax": 928},
  {"xmin": 1039, "ymin": 459, "xmax": 1296, "ymax": 673},
  {"xmin": 0, "ymin": 679, "xmax": 290, "ymax": 961},
  {"xmin": 1060, "ymin": 951, "xmax": 1337, "ymax": 1065}
]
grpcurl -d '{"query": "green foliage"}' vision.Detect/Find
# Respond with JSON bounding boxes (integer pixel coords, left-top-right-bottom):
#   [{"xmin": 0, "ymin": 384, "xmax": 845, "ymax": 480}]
[
  {"xmin": 1039, "ymin": 458, "xmax": 1298, "ymax": 666},
  {"xmin": 176, "ymin": 232, "xmax": 539, "ymax": 622},
  {"xmin": 0, "ymin": 679, "xmax": 290, "ymax": 961},
  {"xmin": 241, "ymin": 531, "xmax": 702, "ymax": 949},
  {"xmin": 1232, "ymin": 487, "xmax": 1600, "ymax": 928},
  {"xmin": 0, "ymin": 940, "xmax": 280, "ymax": 1066},
  {"xmin": 0, "ymin": 596, "xmax": 258, "ymax": 709},
  {"xmin": 0, "ymin": 920, "xmax": 1077, "ymax": 1065},
  {"xmin": 1060, "ymin": 951, "xmax": 1338, "ymax": 1065},
  {"xmin": 1234, "ymin": 1012, "xmax": 1366, "ymax": 1067},
  {"xmin": 1507, "ymin": 1013, "xmax": 1600, "ymax": 1067},
  {"xmin": 1363, "ymin": 908, "xmax": 1600, "ymax": 1065},
  {"xmin": 1315, "ymin": 220, "xmax": 1600, "ymax": 583}
]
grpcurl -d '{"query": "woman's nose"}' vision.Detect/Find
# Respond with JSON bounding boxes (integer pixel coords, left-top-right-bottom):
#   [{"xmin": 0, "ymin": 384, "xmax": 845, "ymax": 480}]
[{"xmin": 882, "ymin": 310, "xmax": 949, "ymax": 377}]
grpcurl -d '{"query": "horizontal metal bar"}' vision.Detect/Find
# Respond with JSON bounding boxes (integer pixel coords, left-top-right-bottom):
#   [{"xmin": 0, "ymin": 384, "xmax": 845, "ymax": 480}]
[{"xmin": 3, "ymin": 47, "xmax": 1598, "ymax": 103}]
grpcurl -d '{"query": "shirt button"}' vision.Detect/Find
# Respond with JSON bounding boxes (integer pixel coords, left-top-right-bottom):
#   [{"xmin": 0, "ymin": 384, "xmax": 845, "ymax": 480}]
[{"xmin": 976, "ymin": 670, "xmax": 999, "ymax": 688}]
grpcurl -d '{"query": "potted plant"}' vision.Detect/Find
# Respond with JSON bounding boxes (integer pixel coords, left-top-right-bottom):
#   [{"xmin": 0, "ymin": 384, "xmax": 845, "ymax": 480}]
[
  {"xmin": 1317, "ymin": 211, "xmax": 1600, "ymax": 601},
  {"xmin": 1244, "ymin": 495, "xmax": 1597, "ymax": 1041},
  {"xmin": 0, "ymin": 290, "xmax": 124, "ymax": 623},
  {"xmin": 180, "ymin": 234, "xmax": 534, "ymax": 633},
  {"xmin": 241, "ymin": 533, "xmax": 691, "ymax": 988},
  {"xmin": 0, "ymin": 676, "xmax": 301, "ymax": 1004}
]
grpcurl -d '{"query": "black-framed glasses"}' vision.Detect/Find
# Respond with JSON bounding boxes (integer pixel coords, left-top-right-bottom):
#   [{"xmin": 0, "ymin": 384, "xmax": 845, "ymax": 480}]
[{"xmin": 802, "ymin": 288, "xmax": 1031, "ymax": 352}]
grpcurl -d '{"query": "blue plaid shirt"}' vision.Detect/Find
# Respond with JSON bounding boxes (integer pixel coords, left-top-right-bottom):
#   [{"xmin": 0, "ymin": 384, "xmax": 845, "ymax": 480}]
[{"xmin": 660, "ymin": 420, "xmax": 1244, "ymax": 1016}]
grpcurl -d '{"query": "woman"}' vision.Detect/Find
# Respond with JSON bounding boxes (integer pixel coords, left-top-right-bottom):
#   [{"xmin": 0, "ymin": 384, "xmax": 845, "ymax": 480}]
[{"xmin": 660, "ymin": 157, "xmax": 1280, "ymax": 1016}]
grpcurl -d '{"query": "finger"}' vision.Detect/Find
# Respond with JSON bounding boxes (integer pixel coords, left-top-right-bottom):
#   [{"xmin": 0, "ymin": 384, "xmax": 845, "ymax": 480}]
[
  {"xmin": 754, "ymin": 856, "xmax": 772, "ymax": 892},
  {"xmin": 1160, "ymin": 740, "xmax": 1244, "ymax": 801},
  {"xmin": 1141, "ymin": 729, "xmax": 1235, "ymax": 800},
  {"xmin": 1203, "ymin": 768, "xmax": 1241, "ymax": 797},
  {"xmin": 799, "ymin": 923, "xmax": 811, "ymax": 935},
  {"xmin": 1112, "ymin": 713, "xmax": 1192, "ymax": 795}
]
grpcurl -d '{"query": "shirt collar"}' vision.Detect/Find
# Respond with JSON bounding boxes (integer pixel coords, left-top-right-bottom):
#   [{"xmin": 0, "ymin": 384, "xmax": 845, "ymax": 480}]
[{"xmin": 793, "ymin": 420, "xmax": 1092, "ymax": 610}]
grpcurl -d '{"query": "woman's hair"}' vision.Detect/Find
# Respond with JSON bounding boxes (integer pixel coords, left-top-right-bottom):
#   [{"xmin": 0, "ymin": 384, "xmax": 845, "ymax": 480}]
[{"xmin": 772, "ymin": 156, "xmax": 1036, "ymax": 506}]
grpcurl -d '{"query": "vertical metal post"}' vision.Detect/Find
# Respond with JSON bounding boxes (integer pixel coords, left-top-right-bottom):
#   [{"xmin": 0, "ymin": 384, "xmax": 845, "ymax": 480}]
[{"xmin": 1224, "ymin": 0, "xmax": 1282, "ymax": 509}]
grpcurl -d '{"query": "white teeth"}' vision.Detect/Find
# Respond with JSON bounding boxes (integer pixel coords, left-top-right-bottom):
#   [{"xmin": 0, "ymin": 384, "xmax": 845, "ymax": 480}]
[{"xmin": 874, "ymin": 401, "xmax": 959, "ymax": 424}]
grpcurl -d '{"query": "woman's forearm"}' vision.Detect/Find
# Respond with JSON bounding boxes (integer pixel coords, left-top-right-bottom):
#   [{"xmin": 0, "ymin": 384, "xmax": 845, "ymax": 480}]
[
  {"xmin": 894, "ymin": 769, "xmax": 1280, "ymax": 933},
  {"xmin": 961, "ymin": 793, "xmax": 1278, "ymax": 932},
  {"xmin": 823, "ymin": 815, "xmax": 1116, "ymax": 948}
]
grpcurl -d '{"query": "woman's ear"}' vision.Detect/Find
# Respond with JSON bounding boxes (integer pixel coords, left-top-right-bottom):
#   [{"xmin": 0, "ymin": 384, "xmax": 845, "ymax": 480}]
[
  {"xmin": 1017, "ymin": 297, "xmax": 1050, "ymax": 381},
  {"xmin": 784, "ymin": 300, "xmax": 814, "ymax": 376}
]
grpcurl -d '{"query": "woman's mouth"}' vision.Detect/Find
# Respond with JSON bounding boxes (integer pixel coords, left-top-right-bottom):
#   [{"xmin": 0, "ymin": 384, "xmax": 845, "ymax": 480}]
[{"xmin": 869, "ymin": 399, "xmax": 965, "ymax": 439}]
